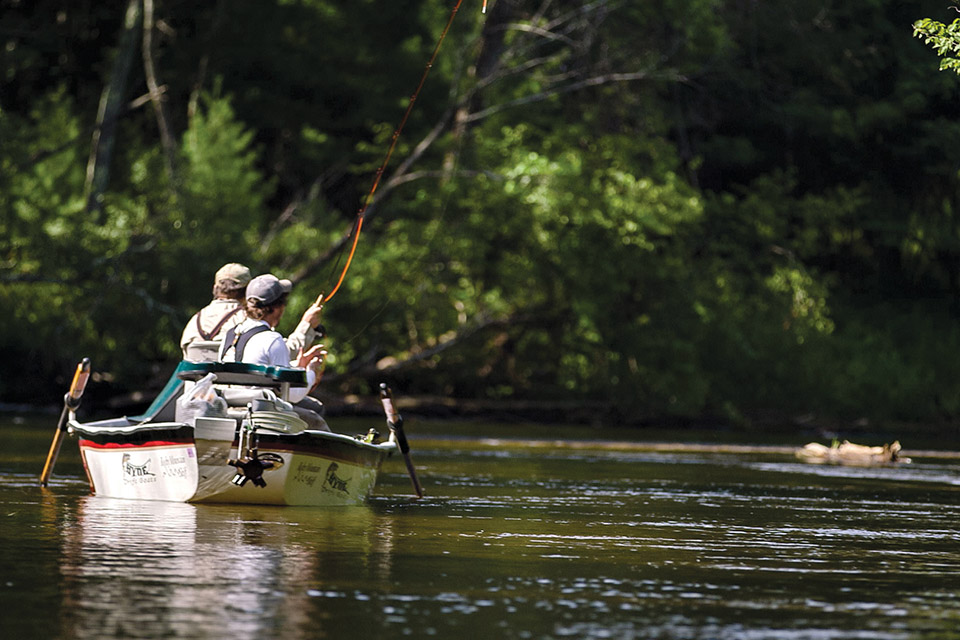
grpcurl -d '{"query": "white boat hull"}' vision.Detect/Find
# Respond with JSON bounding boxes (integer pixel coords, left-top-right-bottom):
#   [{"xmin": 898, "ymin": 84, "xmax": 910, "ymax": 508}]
[{"xmin": 74, "ymin": 420, "xmax": 397, "ymax": 506}]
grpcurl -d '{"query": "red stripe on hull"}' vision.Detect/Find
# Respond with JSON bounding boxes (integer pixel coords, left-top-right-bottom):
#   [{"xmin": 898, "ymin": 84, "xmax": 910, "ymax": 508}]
[{"xmin": 79, "ymin": 439, "xmax": 193, "ymax": 450}]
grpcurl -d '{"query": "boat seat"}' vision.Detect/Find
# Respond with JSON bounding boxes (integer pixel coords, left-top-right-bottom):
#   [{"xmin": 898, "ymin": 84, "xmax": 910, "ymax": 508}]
[
  {"xmin": 219, "ymin": 407, "xmax": 327, "ymax": 432},
  {"xmin": 129, "ymin": 360, "xmax": 305, "ymax": 425},
  {"xmin": 176, "ymin": 361, "xmax": 308, "ymax": 388},
  {"xmin": 175, "ymin": 361, "xmax": 327, "ymax": 431},
  {"xmin": 183, "ymin": 340, "xmax": 222, "ymax": 363}
]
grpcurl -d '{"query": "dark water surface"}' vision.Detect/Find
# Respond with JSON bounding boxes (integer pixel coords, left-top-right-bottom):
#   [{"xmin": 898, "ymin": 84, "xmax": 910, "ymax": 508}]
[{"xmin": 3, "ymin": 416, "xmax": 960, "ymax": 639}]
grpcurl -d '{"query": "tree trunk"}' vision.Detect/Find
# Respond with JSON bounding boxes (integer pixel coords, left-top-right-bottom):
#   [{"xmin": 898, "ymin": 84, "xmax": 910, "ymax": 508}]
[
  {"xmin": 444, "ymin": 0, "xmax": 520, "ymax": 173},
  {"xmin": 142, "ymin": 0, "xmax": 177, "ymax": 185},
  {"xmin": 188, "ymin": 0, "xmax": 229, "ymax": 119},
  {"xmin": 85, "ymin": 0, "xmax": 142, "ymax": 217}
]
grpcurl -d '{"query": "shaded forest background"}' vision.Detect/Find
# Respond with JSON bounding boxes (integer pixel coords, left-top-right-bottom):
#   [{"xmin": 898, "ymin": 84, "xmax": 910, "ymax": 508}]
[{"xmin": 3, "ymin": 0, "xmax": 960, "ymax": 430}]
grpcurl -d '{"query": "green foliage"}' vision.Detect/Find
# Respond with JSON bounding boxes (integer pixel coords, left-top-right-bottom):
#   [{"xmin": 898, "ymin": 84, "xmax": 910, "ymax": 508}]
[
  {"xmin": 1, "ymin": 88, "xmax": 91, "ymax": 400},
  {"xmin": 0, "ymin": 87, "xmax": 273, "ymax": 401},
  {"xmin": 914, "ymin": 17, "xmax": 960, "ymax": 74},
  {"xmin": 4, "ymin": 0, "xmax": 960, "ymax": 430},
  {"xmin": 179, "ymin": 93, "xmax": 274, "ymax": 251}
]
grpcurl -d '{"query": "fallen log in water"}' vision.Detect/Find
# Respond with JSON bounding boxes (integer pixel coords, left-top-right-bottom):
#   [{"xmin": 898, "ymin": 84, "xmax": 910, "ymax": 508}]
[{"xmin": 795, "ymin": 440, "xmax": 909, "ymax": 466}]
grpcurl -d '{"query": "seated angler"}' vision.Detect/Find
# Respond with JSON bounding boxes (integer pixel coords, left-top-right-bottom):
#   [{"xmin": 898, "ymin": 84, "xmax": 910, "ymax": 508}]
[
  {"xmin": 180, "ymin": 263, "xmax": 251, "ymax": 361},
  {"xmin": 181, "ymin": 263, "xmax": 324, "ymax": 363},
  {"xmin": 219, "ymin": 274, "xmax": 329, "ymax": 430}
]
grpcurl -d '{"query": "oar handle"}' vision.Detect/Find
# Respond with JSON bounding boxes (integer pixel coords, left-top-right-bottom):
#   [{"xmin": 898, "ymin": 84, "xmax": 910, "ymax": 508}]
[
  {"xmin": 66, "ymin": 358, "xmax": 92, "ymax": 408},
  {"xmin": 379, "ymin": 384, "xmax": 401, "ymax": 429},
  {"xmin": 379, "ymin": 384, "xmax": 408, "ymax": 453}
]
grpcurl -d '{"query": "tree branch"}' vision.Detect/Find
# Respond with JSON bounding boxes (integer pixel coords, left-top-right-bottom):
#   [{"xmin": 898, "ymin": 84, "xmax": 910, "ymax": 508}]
[
  {"xmin": 323, "ymin": 311, "xmax": 543, "ymax": 384},
  {"xmin": 289, "ymin": 0, "xmax": 679, "ymax": 285},
  {"xmin": 288, "ymin": 106, "xmax": 458, "ymax": 285},
  {"xmin": 464, "ymin": 69, "xmax": 683, "ymax": 124}
]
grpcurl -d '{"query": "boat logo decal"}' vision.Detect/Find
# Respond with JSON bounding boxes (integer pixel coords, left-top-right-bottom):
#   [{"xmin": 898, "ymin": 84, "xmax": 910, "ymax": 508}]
[
  {"xmin": 324, "ymin": 463, "xmax": 349, "ymax": 494},
  {"xmin": 122, "ymin": 453, "xmax": 157, "ymax": 485}
]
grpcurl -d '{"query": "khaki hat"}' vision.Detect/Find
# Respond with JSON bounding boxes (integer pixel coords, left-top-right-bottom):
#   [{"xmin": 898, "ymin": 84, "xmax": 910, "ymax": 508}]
[
  {"xmin": 214, "ymin": 263, "xmax": 252, "ymax": 288},
  {"xmin": 246, "ymin": 274, "xmax": 292, "ymax": 305}
]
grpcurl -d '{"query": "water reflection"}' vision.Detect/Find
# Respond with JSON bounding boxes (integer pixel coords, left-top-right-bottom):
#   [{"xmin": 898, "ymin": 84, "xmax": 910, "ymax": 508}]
[
  {"xmin": 5, "ymin": 425, "xmax": 960, "ymax": 639},
  {"xmin": 57, "ymin": 497, "xmax": 394, "ymax": 639}
]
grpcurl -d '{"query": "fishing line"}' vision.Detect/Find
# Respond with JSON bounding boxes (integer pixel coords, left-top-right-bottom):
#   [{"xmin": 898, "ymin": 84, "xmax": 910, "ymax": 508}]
[
  {"xmin": 321, "ymin": 0, "xmax": 475, "ymax": 305},
  {"xmin": 338, "ymin": 115, "xmax": 471, "ymax": 347}
]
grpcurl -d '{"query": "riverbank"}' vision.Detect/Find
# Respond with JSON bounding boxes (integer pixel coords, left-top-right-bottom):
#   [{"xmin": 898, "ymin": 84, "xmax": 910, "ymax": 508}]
[
  {"xmin": 314, "ymin": 392, "xmax": 960, "ymax": 447},
  {"xmin": 7, "ymin": 388, "xmax": 960, "ymax": 451}
]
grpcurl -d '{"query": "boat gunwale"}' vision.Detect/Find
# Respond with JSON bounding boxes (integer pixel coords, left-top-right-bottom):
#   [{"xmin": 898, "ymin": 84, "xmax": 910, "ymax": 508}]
[{"xmin": 69, "ymin": 418, "xmax": 398, "ymax": 456}]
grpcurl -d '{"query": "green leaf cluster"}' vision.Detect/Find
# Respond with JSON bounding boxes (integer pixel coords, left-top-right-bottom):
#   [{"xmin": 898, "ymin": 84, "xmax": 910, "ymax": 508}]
[{"xmin": 914, "ymin": 16, "xmax": 960, "ymax": 74}]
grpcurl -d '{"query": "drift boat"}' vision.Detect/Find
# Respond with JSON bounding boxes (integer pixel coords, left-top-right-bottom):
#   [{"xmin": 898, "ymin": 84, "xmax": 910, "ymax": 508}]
[{"xmin": 40, "ymin": 359, "xmax": 423, "ymax": 505}]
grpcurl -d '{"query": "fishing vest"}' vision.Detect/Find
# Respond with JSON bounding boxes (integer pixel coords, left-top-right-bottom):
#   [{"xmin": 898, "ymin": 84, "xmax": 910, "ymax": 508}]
[
  {"xmin": 220, "ymin": 324, "xmax": 272, "ymax": 362},
  {"xmin": 195, "ymin": 306, "xmax": 242, "ymax": 341}
]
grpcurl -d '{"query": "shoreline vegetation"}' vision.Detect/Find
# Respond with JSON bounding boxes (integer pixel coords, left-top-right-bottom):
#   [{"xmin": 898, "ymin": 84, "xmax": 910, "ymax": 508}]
[
  {"xmin": 420, "ymin": 437, "xmax": 960, "ymax": 460},
  {"xmin": 6, "ymin": 3, "xmax": 960, "ymax": 430},
  {"xmin": 8, "ymin": 396, "xmax": 960, "ymax": 459},
  {"xmin": 6, "ymin": 387, "xmax": 959, "ymax": 450}
]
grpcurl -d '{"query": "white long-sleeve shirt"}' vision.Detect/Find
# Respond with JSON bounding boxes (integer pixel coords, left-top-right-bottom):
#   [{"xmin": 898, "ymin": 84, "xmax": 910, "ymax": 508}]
[
  {"xmin": 219, "ymin": 318, "xmax": 316, "ymax": 403},
  {"xmin": 181, "ymin": 299, "xmax": 318, "ymax": 361}
]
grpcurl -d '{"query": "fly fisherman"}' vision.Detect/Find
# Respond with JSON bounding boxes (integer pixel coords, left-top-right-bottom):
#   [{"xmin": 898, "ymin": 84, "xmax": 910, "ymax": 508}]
[
  {"xmin": 180, "ymin": 263, "xmax": 250, "ymax": 361},
  {"xmin": 219, "ymin": 274, "xmax": 329, "ymax": 430},
  {"xmin": 181, "ymin": 263, "xmax": 324, "ymax": 362}
]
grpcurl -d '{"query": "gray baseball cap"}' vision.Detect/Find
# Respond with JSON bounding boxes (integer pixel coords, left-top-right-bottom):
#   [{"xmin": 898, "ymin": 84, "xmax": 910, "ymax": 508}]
[{"xmin": 246, "ymin": 274, "xmax": 292, "ymax": 305}]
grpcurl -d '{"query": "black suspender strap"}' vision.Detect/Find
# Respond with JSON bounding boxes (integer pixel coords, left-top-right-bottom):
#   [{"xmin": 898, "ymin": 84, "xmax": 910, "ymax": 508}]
[
  {"xmin": 220, "ymin": 326, "xmax": 238, "ymax": 360},
  {"xmin": 235, "ymin": 325, "xmax": 270, "ymax": 361},
  {"xmin": 220, "ymin": 324, "xmax": 271, "ymax": 362}
]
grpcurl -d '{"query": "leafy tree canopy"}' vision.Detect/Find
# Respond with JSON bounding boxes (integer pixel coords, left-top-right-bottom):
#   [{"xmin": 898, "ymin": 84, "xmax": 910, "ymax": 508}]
[{"xmin": 3, "ymin": 0, "xmax": 960, "ymax": 429}]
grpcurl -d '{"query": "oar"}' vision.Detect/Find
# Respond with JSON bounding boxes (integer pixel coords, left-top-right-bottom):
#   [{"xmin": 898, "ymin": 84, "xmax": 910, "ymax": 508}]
[
  {"xmin": 379, "ymin": 383, "xmax": 424, "ymax": 498},
  {"xmin": 39, "ymin": 358, "xmax": 91, "ymax": 487}
]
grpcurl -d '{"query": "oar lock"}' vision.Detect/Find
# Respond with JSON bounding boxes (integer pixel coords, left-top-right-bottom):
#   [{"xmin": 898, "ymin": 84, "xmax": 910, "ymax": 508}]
[
  {"xmin": 64, "ymin": 392, "xmax": 84, "ymax": 411},
  {"xmin": 360, "ymin": 428, "xmax": 381, "ymax": 444}
]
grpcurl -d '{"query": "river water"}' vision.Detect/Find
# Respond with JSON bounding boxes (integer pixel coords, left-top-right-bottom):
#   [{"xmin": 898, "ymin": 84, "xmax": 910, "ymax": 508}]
[{"xmin": 2, "ymin": 415, "xmax": 960, "ymax": 639}]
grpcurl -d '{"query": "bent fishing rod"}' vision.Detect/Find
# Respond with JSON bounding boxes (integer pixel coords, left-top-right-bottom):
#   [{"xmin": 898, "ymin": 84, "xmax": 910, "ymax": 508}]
[{"xmin": 320, "ymin": 0, "xmax": 487, "ymax": 305}]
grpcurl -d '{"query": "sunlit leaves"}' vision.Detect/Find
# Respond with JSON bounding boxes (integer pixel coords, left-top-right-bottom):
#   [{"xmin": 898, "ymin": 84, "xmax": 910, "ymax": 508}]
[
  {"xmin": 180, "ymin": 93, "xmax": 273, "ymax": 251},
  {"xmin": 765, "ymin": 266, "xmax": 835, "ymax": 341},
  {"xmin": 0, "ymin": 87, "xmax": 86, "ymax": 276},
  {"xmin": 914, "ymin": 17, "xmax": 960, "ymax": 74}
]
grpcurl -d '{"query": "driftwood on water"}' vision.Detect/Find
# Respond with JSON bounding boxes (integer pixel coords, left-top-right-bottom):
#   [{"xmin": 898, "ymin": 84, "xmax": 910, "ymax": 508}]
[{"xmin": 795, "ymin": 440, "xmax": 909, "ymax": 466}]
